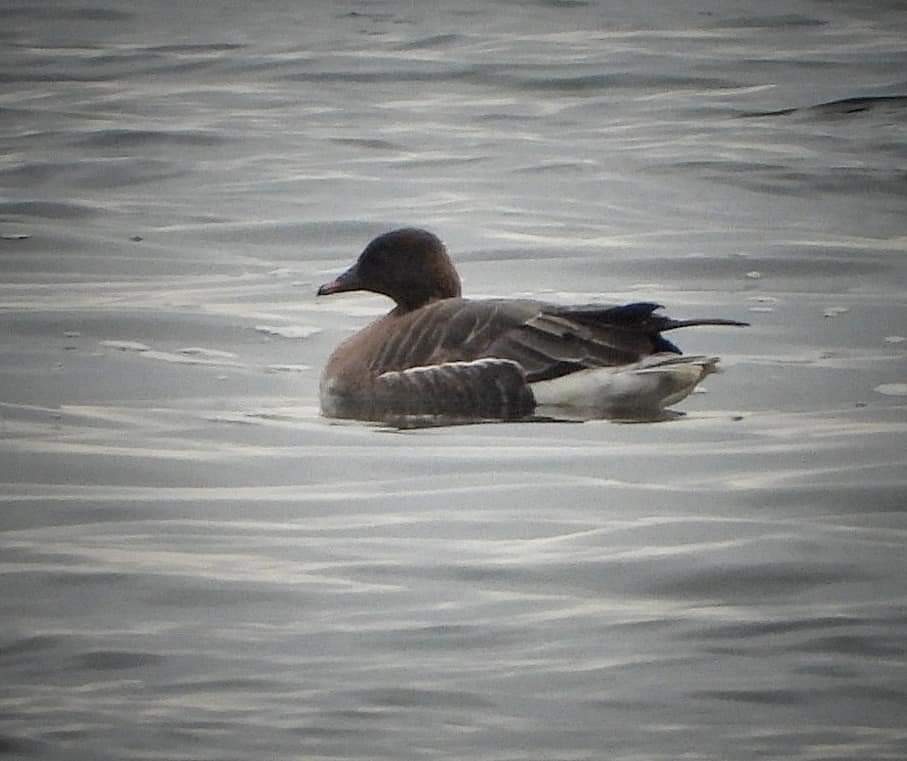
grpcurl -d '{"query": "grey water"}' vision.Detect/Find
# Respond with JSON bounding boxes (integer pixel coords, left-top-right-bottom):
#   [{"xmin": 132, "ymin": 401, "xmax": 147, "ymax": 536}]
[{"xmin": 2, "ymin": 1, "xmax": 907, "ymax": 759}]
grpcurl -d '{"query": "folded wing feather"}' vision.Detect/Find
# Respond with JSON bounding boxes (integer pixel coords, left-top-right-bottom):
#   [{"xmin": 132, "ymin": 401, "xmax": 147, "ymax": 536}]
[{"xmin": 371, "ymin": 358, "xmax": 534, "ymax": 419}]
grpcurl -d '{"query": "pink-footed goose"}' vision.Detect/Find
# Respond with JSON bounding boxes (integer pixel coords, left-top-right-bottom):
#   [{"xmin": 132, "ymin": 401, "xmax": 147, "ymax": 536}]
[{"xmin": 317, "ymin": 228, "xmax": 747, "ymax": 421}]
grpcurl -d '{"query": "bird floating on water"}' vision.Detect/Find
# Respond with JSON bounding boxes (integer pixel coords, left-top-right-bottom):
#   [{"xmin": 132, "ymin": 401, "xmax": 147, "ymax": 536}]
[{"xmin": 317, "ymin": 228, "xmax": 747, "ymax": 423}]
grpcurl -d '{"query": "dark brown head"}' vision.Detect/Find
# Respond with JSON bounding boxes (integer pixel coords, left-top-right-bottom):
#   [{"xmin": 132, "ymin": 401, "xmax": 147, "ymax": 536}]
[{"xmin": 317, "ymin": 228, "xmax": 462, "ymax": 312}]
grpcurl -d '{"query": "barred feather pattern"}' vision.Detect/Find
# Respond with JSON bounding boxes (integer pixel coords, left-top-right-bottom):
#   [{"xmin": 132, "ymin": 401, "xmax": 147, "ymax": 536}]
[{"xmin": 320, "ymin": 297, "xmax": 745, "ymax": 420}]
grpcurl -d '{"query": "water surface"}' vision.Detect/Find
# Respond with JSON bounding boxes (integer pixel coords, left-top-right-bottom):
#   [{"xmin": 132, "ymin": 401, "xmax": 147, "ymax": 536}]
[{"xmin": 2, "ymin": 1, "xmax": 906, "ymax": 759}]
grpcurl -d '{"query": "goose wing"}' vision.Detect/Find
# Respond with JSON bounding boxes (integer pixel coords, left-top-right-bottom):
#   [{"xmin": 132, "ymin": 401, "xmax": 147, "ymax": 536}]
[
  {"xmin": 365, "ymin": 298, "xmax": 539, "ymax": 374},
  {"xmin": 487, "ymin": 301, "xmax": 746, "ymax": 382},
  {"xmin": 365, "ymin": 299, "xmax": 746, "ymax": 385}
]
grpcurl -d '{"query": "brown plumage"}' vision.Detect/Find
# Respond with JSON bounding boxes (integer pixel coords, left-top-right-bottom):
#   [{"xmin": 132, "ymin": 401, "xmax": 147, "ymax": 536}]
[{"xmin": 317, "ymin": 228, "xmax": 747, "ymax": 421}]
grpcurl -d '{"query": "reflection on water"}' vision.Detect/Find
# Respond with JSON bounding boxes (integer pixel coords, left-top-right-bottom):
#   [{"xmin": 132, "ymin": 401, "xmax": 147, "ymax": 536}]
[
  {"xmin": 2, "ymin": 0, "xmax": 907, "ymax": 759},
  {"xmin": 371, "ymin": 408, "xmax": 684, "ymax": 429}
]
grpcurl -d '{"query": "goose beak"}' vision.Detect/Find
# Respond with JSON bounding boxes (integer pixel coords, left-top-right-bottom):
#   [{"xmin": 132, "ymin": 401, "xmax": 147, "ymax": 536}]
[{"xmin": 317, "ymin": 263, "xmax": 361, "ymax": 296}]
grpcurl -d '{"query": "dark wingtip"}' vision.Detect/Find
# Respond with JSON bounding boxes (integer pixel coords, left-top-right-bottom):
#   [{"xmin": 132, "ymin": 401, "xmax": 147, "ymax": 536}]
[{"xmin": 662, "ymin": 318, "xmax": 750, "ymax": 331}]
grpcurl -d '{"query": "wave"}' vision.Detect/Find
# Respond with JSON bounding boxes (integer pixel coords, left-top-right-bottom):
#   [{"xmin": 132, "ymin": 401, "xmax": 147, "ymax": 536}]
[{"xmin": 741, "ymin": 95, "xmax": 907, "ymax": 119}]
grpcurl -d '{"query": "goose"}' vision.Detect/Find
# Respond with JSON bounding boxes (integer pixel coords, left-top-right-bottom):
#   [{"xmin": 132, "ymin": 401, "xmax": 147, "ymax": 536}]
[{"xmin": 316, "ymin": 228, "xmax": 747, "ymax": 421}]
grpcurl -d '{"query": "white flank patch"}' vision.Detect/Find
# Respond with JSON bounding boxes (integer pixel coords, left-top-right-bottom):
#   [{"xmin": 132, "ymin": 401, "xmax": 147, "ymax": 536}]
[
  {"xmin": 531, "ymin": 355, "xmax": 715, "ymax": 410},
  {"xmin": 380, "ymin": 357, "xmax": 517, "ymax": 379}
]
